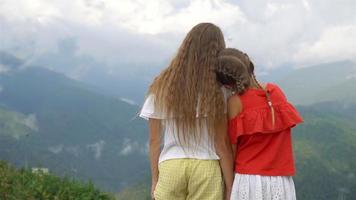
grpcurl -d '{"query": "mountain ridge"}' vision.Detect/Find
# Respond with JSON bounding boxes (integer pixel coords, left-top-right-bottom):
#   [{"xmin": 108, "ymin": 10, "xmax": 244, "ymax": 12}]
[
  {"xmin": 0, "ymin": 62, "xmax": 149, "ymax": 192},
  {"xmin": 277, "ymin": 60, "xmax": 356, "ymax": 105}
]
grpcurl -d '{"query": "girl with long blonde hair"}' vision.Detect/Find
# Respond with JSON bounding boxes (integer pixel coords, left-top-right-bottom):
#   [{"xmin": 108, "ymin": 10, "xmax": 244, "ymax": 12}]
[{"xmin": 140, "ymin": 23, "xmax": 234, "ymax": 200}]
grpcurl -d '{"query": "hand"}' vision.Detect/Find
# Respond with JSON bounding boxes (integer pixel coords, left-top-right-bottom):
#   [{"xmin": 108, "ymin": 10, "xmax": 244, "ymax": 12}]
[
  {"xmin": 224, "ymin": 188, "xmax": 232, "ymax": 200},
  {"xmin": 151, "ymin": 182, "xmax": 157, "ymax": 199}
]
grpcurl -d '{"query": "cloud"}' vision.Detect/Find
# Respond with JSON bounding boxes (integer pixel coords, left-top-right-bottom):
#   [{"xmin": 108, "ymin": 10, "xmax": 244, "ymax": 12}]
[
  {"xmin": 0, "ymin": 0, "xmax": 355, "ymax": 72},
  {"xmin": 12, "ymin": 113, "xmax": 39, "ymax": 133},
  {"xmin": 119, "ymin": 98, "xmax": 137, "ymax": 105},
  {"xmin": 86, "ymin": 140, "xmax": 105, "ymax": 159},
  {"xmin": 119, "ymin": 144, "xmax": 134, "ymax": 156},
  {"xmin": 0, "ymin": 64, "xmax": 9, "ymax": 74},
  {"xmin": 48, "ymin": 144, "xmax": 64, "ymax": 154},
  {"xmin": 65, "ymin": 145, "xmax": 80, "ymax": 157},
  {"xmin": 23, "ymin": 113, "xmax": 39, "ymax": 131},
  {"xmin": 0, "ymin": 0, "xmax": 243, "ymax": 69},
  {"xmin": 294, "ymin": 25, "xmax": 356, "ymax": 66},
  {"xmin": 119, "ymin": 138, "xmax": 140, "ymax": 156},
  {"xmin": 115, "ymin": 0, "xmax": 245, "ymax": 34},
  {"xmin": 225, "ymin": 0, "xmax": 356, "ymax": 69}
]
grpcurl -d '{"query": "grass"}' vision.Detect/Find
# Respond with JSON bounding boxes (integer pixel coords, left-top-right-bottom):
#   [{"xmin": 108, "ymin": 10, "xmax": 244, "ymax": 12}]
[{"xmin": 0, "ymin": 160, "xmax": 115, "ymax": 200}]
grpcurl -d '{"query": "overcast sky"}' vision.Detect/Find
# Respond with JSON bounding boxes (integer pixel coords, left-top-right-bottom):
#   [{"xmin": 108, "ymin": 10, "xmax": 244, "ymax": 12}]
[{"xmin": 0, "ymin": 0, "xmax": 355, "ymax": 72}]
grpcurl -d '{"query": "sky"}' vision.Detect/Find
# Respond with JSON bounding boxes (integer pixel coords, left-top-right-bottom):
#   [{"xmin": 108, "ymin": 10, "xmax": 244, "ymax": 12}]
[{"xmin": 0, "ymin": 0, "xmax": 355, "ymax": 73}]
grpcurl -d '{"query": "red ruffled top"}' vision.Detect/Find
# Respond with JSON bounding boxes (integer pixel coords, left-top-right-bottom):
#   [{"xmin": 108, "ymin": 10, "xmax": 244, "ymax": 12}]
[{"xmin": 228, "ymin": 83, "xmax": 303, "ymax": 176}]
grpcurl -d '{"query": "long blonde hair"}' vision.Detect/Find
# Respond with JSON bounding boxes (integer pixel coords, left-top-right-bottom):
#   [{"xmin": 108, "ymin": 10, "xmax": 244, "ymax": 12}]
[{"xmin": 148, "ymin": 23, "xmax": 226, "ymax": 146}]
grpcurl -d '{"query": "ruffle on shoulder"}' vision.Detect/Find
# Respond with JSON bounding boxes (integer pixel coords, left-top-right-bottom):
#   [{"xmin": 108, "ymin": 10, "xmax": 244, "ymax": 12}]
[{"xmin": 228, "ymin": 102, "xmax": 303, "ymax": 143}]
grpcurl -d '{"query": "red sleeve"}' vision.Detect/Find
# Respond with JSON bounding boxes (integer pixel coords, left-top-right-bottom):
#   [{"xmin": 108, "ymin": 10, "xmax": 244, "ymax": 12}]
[{"xmin": 270, "ymin": 83, "xmax": 288, "ymax": 101}]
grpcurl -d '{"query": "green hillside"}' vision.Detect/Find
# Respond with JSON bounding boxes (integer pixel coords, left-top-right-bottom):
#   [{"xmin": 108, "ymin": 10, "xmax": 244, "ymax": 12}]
[
  {"xmin": 0, "ymin": 66, "xmax": 149, "ymax": 192},
  {"xmin": 0, "ymin": 160, "xmax": 114, "ymax": 200},
  {"xmin": 1, "ymin": 53, "xmax": 355, "ymax": 199},
  {"xmin": 293, "ymin": 102, "xmax": 356, "ymax": 199},
  {"xmin": 278, "ymin": 61, "xmax": 356, "ymax": 105},
  {"xmin": 116, "ymin": 102, "xmax": 356, "ymax": 200}
]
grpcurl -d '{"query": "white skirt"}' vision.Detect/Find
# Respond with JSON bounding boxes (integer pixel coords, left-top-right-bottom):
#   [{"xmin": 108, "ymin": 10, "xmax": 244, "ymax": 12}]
[{"xmin": 230, "ymin": 173, "xmax": 296, "ymax": 200}]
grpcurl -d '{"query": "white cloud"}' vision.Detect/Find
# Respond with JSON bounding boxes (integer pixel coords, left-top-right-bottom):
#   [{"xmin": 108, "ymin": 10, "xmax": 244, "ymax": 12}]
[
  {"xmin": 264, "ymin": 2, "xmax": 293, "ymax": 18},
  {"xmin": 12, "ymin": 113, "xmax": 39, "ymax": 132},
  {"xmin": 0, "ymin": 0, "xmax": 243, "ymax": 66},
  {"xmin": 122, "ymin": 0, "xmax": 245, "ymax": 34},
  {"xmin": 0, "ymin": 0, "xmax": 355, "ymax": 71},
  {"xmin": 225, "ymin": 0, "xmax": 356, "ymax": 69},
  {"xmin": 0, "ymin": 64, "xmax": 10, "ymax": 74},
  {"xmin": 86, "ymin": 140, "xmax": 105, "ymax": 159},
  {"xmin": 294, "ymin": 25, "xmax": 356, "ymax": 66},
  {"xmin": 119, "ymin": 98, "xmax": 137, "ymax": 105},
  {"xmin": 119, "ymin": 144, "xmax": 134, "ymax": 156},
  {"xmin": 302, "ymin": 0, "xmax": 311, "ymax": 11},
  {"xmin": 65, "ymin": 145, "xmax": 80, "ymax": 157},
  {"xmin": 0, "ymin": 0, "xmax": 243, "ymax": 34},
  {"xmin": 48, "ymin": 144, "xmax": 64, "ymax": 154},
  {"xmin": 23, "ymin": 113, "xmax": 39, "ymax": 131},
  {"xmin": 119, "ymin": 138, "xmax": 140, "ymax": 156}
]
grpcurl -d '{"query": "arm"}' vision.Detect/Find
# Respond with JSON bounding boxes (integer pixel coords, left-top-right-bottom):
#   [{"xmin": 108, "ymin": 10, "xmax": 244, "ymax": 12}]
[
  {"xmin": 214, "ymin": 117, "xmax": 234, "ymax": 200},
  {"xmin": 226, "ymin": 95, "xmax": 243, "ymax": 196},
  {"xmin": 231, "ymin": 144, "xmax": 237, "ymax": 161},
  {"xmin": 149, "ymin": 118, "xmax": 162, "ymax": 199},
  {"xmin": 231, "ymin": 144, "xmax": 237, "ymax": 170}
]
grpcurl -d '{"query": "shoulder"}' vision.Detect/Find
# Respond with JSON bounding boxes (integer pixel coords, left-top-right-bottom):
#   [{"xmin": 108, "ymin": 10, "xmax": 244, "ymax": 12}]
[
  {"xmin": 266, "ymin": 82, "xmax": 282, "ymax": 91},
  {"xmin": 142, "ymin": 94, "xmax": 155, "ymax": 107},
  {"xmin": 227, "ymin": 94, "xmax": 242, "ymax": 120},
  {"xmin": 140, "ymin": 94, "xmax": 166, "ymax": 120},
  {"xmin": 267, "ymin": 83, "xmax": 288, "ymax": 100}
]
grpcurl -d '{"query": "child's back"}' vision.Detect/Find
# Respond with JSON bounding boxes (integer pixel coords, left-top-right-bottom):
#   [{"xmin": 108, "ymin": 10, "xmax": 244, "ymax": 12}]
[
  {"xmin": 215, "ymin": 48, "xmax": 303, "ymax": 200},
  {"xmin": 228, "ymin": 83, "xmax": 303, "ymax": 176}
]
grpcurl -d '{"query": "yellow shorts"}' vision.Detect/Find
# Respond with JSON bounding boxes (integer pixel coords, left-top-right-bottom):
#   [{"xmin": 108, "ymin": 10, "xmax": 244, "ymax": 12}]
[{"xmin": 154, "ymin": 159, "xmax": 223, "ymax": 200}]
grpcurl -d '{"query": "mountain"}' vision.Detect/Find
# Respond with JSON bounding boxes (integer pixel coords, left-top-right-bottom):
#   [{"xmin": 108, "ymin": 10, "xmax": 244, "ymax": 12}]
[
  {"xmin": 277, "ymin": 60, "xmax": 356, "ymax": 105},
  {"xmin": 2, "ymin": 52, "xmax": 356, "ymax": 199},
  {"xmin": 0, "ymin": 51, "xmax": 24, "ymax": 69},
  {"xmin": 117, "ymin": 101, "xmax": 356, "ymax": 200},
  {"xmin": 0, "ymin": 59, "xmax": 150, "ymax": 192},
  {"xmin": 28, "ymin": 39, "xmax": 157, "ymax": 104},
  {"xmin": 293, "ymin": 102, "xmax": 356, "ymax": 199},
  {"xmin": 315, "ymin": 78, "xmax": 356, "ymax": 103}
]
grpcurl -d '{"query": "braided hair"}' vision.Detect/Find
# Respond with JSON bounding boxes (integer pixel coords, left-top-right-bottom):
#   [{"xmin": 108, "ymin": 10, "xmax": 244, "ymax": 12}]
[
  {"xmin": 251, "ymin": 74, "xmax": 276, "ymax": 126},
  {"xmin": 218, "ymin": 48, "xmax": 276, "ymax": 126},
  {"xmin": 215, "ymin": 55, "xmax": 250, "ymax": 95}
]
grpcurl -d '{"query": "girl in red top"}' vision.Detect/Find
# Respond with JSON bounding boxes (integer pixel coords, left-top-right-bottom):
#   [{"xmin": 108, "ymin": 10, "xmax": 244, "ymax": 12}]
[{"xmin": 215, "ymin": 48, "xmax": 303, "ymax": 200}]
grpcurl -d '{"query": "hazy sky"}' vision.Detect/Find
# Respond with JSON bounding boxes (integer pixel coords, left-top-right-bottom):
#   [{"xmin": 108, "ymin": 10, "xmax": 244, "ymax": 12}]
[{"xmin": 1, "ymin": 0, "xmax": 355, "ymax": 72}]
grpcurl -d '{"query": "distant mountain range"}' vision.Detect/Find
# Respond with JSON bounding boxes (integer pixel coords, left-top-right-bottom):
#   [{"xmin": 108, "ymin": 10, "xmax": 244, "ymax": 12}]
[
  {"xmin": 1, "ymin": 52, "xmax": 356, "ymax": 199},
  {"xmin": 277, "ymin": 60, "xmax": 356, "ymax": 105},
  {"xmin": 112, "ymin": 60, "xmax": 356, "ymax": 199},
  {"xmin": 114, "ymin": 101, "xmax": 356, "ymax": 199},
  {"xmin": 293, "ymin": 101, "xmax": 356, "ymax": 199},
  {"xmin": 0, "ymin": 53, "xmax": 149, "ymax": 192}
]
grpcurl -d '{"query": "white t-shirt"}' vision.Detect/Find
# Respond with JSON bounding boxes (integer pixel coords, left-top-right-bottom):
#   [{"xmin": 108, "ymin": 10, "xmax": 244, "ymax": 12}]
[{"xmin": 139, "ymin": 87, "xmax": 231, "ymax": 163}]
